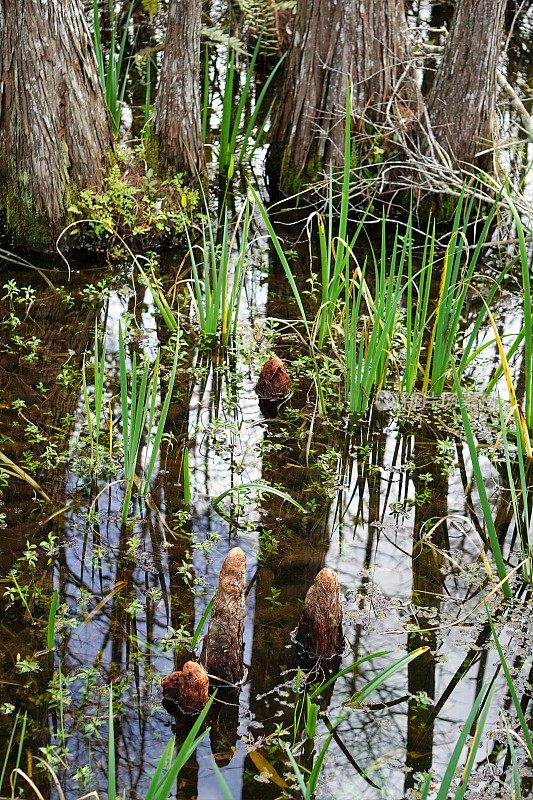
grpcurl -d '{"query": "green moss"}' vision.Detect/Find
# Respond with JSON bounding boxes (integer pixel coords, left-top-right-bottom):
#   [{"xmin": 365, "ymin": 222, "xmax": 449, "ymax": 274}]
[
  {"xmin": 0, "ymin": 187, "xmax": 51, "ymax": 249},
  {"xmin": 142, "ymin": 133, "xmax": 162, "ymax": 175},
  {"xmin": 279, "ymin": 151, "xmax": 324, "ymax": 194}
]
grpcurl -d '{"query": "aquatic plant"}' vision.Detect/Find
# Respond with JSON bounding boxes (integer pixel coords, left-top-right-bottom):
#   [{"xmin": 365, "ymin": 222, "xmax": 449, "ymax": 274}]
[
  {"xmin": 92, "ymin": 0, "xmax": 133, "ymax": 136},
  {"xmin": 81, "ymin": 324, "xmax": 107, "ymax": 469},
  {"xmin": 211, "ymin": 480, "xmax": 305, "ymax": 526},
  {"xmin": 68, "ymin": 163, "xmax": 198, "ymax": 254},
  {"xmin": 344, "ymin": 221, "xmax": 405, "ymax": 415},
  {"xmin": 214, "ymin": 648, "xmax": 428, "ymax": 800},
  {"xmin": 421, "ymin": 189, "xmax": 499, "ymax": 395},
  {"xmin": 217, "ymin": 37, "xmax": 286, "ymax": 179},
  {"xmin": 419, "ymin": 680, "xmax": 496, "ymax": 800},
  {"xmin": 488, "ymin": 610, "xmax": 533, "ymax": 762},
  {"xmin": 118, "ymin": 322, "xmax": 179, "ymax": 522},
  {"xmin": 455, "ymin": 374, "xmax": 513, "ymax": 599},
  {"xmin": 4, "ymin": 693, "xmax": 214, "ymax": 800},
  {"xmin": 499, "ymin": 407, "xmax": 533, "ymax": 584},
  {"xmin": 0, "ymin": 711, "xmax": 27, "ymax": 796},
  {"xmin": 183, "ymin": 195, "xmax": 251, "ymax": 346}
]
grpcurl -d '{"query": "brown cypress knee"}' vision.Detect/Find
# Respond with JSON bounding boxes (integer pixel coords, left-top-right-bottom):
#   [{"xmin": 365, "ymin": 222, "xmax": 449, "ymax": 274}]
[
  {"xmin": 201, "ymin": 547, "xmax": 246, "ymax": 685},
  {"xmin": 297, "ymin": 568, "xmax": 343, "ymax": 658},
  {"xmin": 161, "ymin": 661, "xmax": 209, "ymax": 714}
]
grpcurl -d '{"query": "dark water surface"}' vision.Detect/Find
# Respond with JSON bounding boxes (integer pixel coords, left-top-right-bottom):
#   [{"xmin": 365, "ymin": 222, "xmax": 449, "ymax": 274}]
[
  {"xmin": 0, "ymin": 234, "xmax": 531, "ymax": 800},
  {"xmin": 1, "ymin": 2, "xmax": 533, "ymax": 796}
]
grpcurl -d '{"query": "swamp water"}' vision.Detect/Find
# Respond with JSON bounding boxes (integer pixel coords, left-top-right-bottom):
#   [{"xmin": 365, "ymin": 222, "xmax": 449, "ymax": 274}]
[{"xmin": 0, "ymin": 226, "xmax": 531, "ymax": 800}]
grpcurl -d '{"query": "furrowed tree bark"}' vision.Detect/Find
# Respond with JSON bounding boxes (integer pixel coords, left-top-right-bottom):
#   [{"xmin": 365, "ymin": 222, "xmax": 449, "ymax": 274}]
[
  {"xmin": 267, "ymin": 0, "xmax": 418, "ymax": 191},
  {"xmin": 428, "ymin": 0, "xmax": 506, "ymax": 168},
  {"xmin": 152, "ymin": 0, "xmax": 205, "ymax": 179},
  {"xmin": 0, "ymin": 0, "xmax": 112, "ymax": 248}
]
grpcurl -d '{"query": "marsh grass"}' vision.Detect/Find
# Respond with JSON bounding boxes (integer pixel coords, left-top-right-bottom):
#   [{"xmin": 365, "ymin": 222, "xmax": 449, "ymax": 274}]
[
  {"xmin": 274, "ymin": 648, "xmax": 427, "ymax": 800},
  {"xmin": 403, "ymin": 214, "xmax": 434, "ymax": 393},
  {"xmin": 499, "ymin": 405, "xmax": 533, "ymax": 583},
  {"xmin": 0, "ymin": 449, "xmax": 52, "ymax": 504},
  {"xmin": 488, "ymin": 609, "xmax": 533, "ymax": 761},
  {"xmin": 82, "ymin": 325, "xmax": 107, "ymax": 468},
  {"xmin": 419, "ymin": 680, "xmax": 496, "ymax": 800},
  {"xmin": 345, "ymin": 221, "xmax": 405, "ymax": 415},
  {"xmin": 455, "ymin": 373, "xmax": 512, "ymax": 598},
  {"xmin": 505, "ymin": 194, "xmax": 533, "ymax": 433},
  {"xmin": 211, "ymin": 481, "xmax": 306, "ymax": 526},
  {"xmin": 184, "ymin": 196, "xmax": 251, "ymax": 346},
  {"xmin": 182, "ymin": 445, "xmax": 191, "ymax": 506},
  {"xmin": 421, "ymin": 190, "xmax": 500, "ymax": 394},
  {"xmin": 0, "ymin": 711, "xmax": 27, "ymax": 796},
  {"xmin": 118, "ymin": 322, "xmax": 179, "ymax": 522},
  {"xmin": 217, "ymin": 37, "xmax": 285, "ymax": 178},
  {"xmin": 92, "ymin": 0, "xmax": 133, "ymax": 136},
  {"xmin": 3, "ymin": 692, "xmax": 214, "ymax": 800}
]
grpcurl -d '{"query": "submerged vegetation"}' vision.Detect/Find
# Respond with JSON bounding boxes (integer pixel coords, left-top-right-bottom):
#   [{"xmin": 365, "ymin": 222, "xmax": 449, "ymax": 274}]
[{"xmin": 0, "ymin": 1, "xmax": 533, "ymax": 800}]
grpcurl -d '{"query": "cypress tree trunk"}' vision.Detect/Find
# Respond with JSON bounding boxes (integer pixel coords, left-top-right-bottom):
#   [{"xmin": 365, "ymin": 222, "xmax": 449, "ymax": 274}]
[
  {"xmin": 0, "ymin": 0, "xmax": 112, "ymax": 248},
  {"xmin": 152, "ymin": 0, "xmax": 205, "ymax": 178},
  {"xmin": 267, "ymin": 0, "xmax": 418, "ymax": 190},
  {"xmin": 428, "ymin": 0, "xmax": 506, "ymax": 168}
]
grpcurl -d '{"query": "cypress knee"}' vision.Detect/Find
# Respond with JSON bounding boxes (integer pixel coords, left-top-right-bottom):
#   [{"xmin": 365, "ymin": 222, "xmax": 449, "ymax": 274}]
[
  {"xmin": 161, "ymin": 661, "xmax": 209, "ymax": 714},
  {"xmin": 297, "ymin": 568, "xmax": 343, "ymax": 658},
  {"xmin": 201, "ymin": 547, "xmax": 246, "ymax": 684}
]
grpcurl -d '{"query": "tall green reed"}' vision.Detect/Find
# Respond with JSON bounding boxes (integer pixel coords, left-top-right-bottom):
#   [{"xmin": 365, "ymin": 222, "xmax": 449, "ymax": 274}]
[
  {"xmin": 454, "ymin": 373, "xmax": 512, "ymax": 598},
  {"xmin": 419, "ymin": 680, "xmax": 496, "ymax": 800},
  {"xmin": 285, "ymin": 648, "xmax": 427, "ymax": 800},
  {"xmin": 92, "ymin": 0, "xmax": 133, "ymax": 135},
  {"xmin": 488, "ymin": 607, "xmax": 533, "ymax": 764},
  {"xmin": 218, "ymin": 37, "xmax": 285, "ymax": 178},
  {"xmin": 184, "ymin": 196, "xmax": 251, "ymax": 346},
  {"xmin": 82, "ymin": 325, "xmax": 107, "ymax": 467},
  {"xmin": 118, "ymin": 322, "xmax": 179, "ymax": 522},
  {"xmin": 403, "ymin": 215, "xmax": 434, "ymax": 393},
  {"xmin": 505, "ymin": 194, "xmax": 533, "ymax": 433},
  {"xmin": 314, "ymin": 88, "xmax": 360, "ymax": 349},
  {"xmin": 345, "ymin": 221, "xmax": 405, "ymax": 415},
  {"xmin": 421, "ymin": 190, "xmax": 499, "ymax": 395},
  {"xmin": 144, "ymin": 694, "xmax": 215, "ymax": 800},
  {"xmin": 499, "ymin": 405, "xmax": 532, "ymax": 584},
  {"xmin": 0, "ymin": 711, "xmax": 27, "ymax": 796}
]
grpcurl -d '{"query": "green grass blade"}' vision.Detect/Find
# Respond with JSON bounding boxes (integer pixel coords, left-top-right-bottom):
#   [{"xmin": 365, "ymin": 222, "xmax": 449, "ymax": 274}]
[
  {"xmin": 503, "ymin": 718, "xmax": 522, "ymax": 800},
  {"xmin": 453, "ymin": 681, "xmax": 495, "ymax": 800},
  {"xmin": 309, "ymin": 651, "xmax": 391, "ymax": 699},
  {"xmin": 238, "ymin": 52, "xmax": 286, "ymax": 165},
  {"xmin": 345, "ymin": 647, "xmax": 428, "ymax": 707},
  {"xmin": 212, "ymin": 761, "xmax": 235, "ymax": 800},
  {"xmin": 147, "ymin": 695, "xmax": 214, "ymax": 800},
  {"xmin": 108, "ymin": 686, "xmax": 116, "ymax": 800},
  {"xmin": 454, "ymin": 372, "xmax": 512, "ymax": 598},
  {"xmin": 118, "ymin": 323, "xmax": 129, "ymax": 476},
  {"xmin": 183, "ymin": 446, "xmax": 191, "ymax": 506},
  {"xmin": 250, "ymin": 187, "xmax": 311, "ymax": 340},
  {"xmin": 228, "ymin": 34, "xmax": 263, "ymax": 161},
  {"xmin": 284, "ymin": 745, "xmax": 311, "ymax": 799},
  {"xmin": 0, "ymin": 712, "xmax": 21, "ymax": 793},
  {"xmin": 435, "ymin": 682, "xmax": 492, "ymax": 800},
  {"xmin": 142, "ymin": 343, "xmax": 179, "ymax": 493},
  {"xmin": 190, "ymin": 593, "xmax": 216, "ymax": 653},
  {"xmin": 211, "ymin": 482, "xmax": 306, "ymax": 523},
  {"xmin": 47, "ymin": 589, "xmax": 59, "ymax": 652},
  {"xmin": 487, "ymin": 610, "xmax": 533, "ymax": 759}
]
